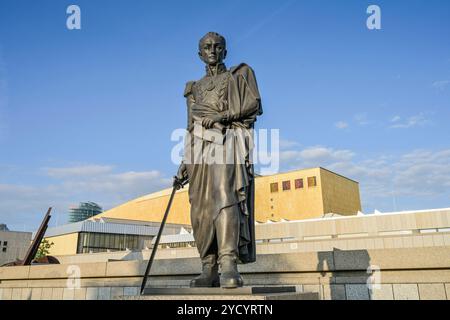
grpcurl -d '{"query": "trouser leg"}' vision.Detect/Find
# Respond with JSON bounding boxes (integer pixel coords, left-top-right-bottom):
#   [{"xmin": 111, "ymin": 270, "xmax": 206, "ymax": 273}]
[
  {"xmin": 215, "ymin": 204, "xmax": 243, "ymax": 288},
  {"xmin": 215, "ymin": 204, "xmax": 239, "ymax": 264}
]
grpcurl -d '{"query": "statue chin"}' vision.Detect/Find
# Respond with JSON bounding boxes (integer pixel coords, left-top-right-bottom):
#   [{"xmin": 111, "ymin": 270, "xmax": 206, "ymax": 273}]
[{"xmin": 206, "ymin": 60, "xmax": 220, "ymax": 66}]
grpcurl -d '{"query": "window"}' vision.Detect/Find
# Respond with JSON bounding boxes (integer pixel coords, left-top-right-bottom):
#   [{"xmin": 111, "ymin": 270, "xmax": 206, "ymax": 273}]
[
  {"xmin": 126, "ymin": 235, "xmax": 134, "ymax": 249},
  {"xmin": 282, "ymin": 180, "xmax": 291, "ymax": 191},
  {"xmin": 270, "ymin": 182, "xmax": 279, "ymax": 193},
  {"xmin": 2, "ymin": 247, "xmax": 6, "ymax": 252},
  {"xmin": 99, "ymin": 234, "xmax": 106, "ymax": 248},
  {"xmin": 3, "ymin": 241, "xmax": 7, "ymax": 246},
  {"xmin": 295, "ymin": 178, "xmax": 304, "ymax": 189},
  {"xmin": 82, "ymin": 233, "xmax": 88, "ymax": 247},
  {"xmin": 94, "ymin": 234, "xmax": 100, "ymax": 248},
  {"xmin": 308, "ymin": 176, "xmax": 317, "ymax": 187},
  {"xmin": 114, "ymin": 235, "xmax": 120, "ymax": 249}
]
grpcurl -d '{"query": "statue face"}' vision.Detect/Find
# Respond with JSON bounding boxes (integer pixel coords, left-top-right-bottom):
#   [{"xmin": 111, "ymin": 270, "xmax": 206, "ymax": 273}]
[{"xmin": 198, "ymin": 36, "xmax": 227, "ymax": 66}]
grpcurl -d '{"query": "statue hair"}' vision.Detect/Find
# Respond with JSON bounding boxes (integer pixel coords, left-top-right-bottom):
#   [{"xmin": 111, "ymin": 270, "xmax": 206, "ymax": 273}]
[{"xmin": 199, "ymin": 32, "xmax": 226, "ymax": 49}]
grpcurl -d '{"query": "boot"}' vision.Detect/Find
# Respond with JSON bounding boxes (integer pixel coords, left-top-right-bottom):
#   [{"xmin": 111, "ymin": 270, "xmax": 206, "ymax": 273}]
[
  {"xmin": 190, "ymin": 255, "xmax": 220, "ymax": 287},
  {"xmin": 219, "ymin": 255, "xmax": 243, "ymax": 288}
]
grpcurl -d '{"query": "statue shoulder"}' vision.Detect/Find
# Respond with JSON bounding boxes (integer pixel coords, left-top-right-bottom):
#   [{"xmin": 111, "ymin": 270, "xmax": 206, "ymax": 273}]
[
  {"xmin": 230, "ymin": 63, "xmax": 255, "ymax": 75},
  {"xmin": 184, "ymin": 81, "xmax": 196, "ymax": 97}
]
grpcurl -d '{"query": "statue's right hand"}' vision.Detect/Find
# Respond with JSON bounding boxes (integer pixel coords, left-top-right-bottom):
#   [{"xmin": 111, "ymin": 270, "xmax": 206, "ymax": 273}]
[
  {"xmin": 173, "ymin": 176, "xmax": 182, "ymax": 189},
  {"xmin": 174, "ymin": 163, "xmax": 188, "ymax": 189}
]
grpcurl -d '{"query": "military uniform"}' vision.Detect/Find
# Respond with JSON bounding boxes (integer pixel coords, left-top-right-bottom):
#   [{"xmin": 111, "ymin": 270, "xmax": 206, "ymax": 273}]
[{"xmin": 181, "ymin": 62, "xmax": 262, "ymax": 287}]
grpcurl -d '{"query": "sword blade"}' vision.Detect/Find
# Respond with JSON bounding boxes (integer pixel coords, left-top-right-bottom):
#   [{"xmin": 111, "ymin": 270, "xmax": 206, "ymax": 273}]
[{"xmin": 140, "ymin": 185, "xmax": 178, "ymax": 294}]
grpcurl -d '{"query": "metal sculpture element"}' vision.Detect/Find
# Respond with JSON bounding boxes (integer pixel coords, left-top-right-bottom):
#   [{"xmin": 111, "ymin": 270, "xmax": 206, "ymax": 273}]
[
  {"xmin": 1, "ymin": 207, "xmax": 60, "ymax": 267},
  {"xmin": 140, "ymin": 179, "xmax": 187, "ymax": 294}
]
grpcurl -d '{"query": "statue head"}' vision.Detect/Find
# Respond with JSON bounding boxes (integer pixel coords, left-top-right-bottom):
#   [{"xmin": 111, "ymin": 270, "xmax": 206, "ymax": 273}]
[{"xmin": 198, "ymin": 32, "xmax": 227, "ymax": 66}]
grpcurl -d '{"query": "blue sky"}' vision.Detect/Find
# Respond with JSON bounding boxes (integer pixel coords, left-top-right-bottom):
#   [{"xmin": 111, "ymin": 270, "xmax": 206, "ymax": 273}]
[{"xmin": 0, "ymin": 0, "xmax": 449, "ymax": 231}]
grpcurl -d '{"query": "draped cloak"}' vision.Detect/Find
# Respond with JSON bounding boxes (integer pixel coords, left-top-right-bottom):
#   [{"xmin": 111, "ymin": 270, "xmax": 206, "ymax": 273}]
[{"xmin": 182, "ymin": 63, "xmax": 262, "ymax": 263}]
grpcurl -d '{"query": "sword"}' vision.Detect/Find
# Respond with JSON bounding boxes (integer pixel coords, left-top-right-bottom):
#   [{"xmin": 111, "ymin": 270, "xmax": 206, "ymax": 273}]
[{"xmin": 140, "ymin": 177, "xmax": 187, "ymax": 295}]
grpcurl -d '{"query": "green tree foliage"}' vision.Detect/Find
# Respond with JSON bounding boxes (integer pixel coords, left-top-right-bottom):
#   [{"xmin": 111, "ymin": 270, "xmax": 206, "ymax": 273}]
[{"xmin": 35, "ymin": 239, "xmax": 54, "ymax": 260}]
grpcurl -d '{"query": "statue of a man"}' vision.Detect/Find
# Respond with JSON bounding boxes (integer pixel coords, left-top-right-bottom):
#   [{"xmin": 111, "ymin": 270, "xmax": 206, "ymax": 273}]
[{"xmin": 175, "ymin": 32, "xmax": 263, "ymax": 288}]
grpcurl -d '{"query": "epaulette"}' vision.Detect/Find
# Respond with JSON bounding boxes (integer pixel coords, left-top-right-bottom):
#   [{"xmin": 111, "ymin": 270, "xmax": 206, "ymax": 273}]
[
  {"xmin": 184, "ymin": 81, "xmax": 195, "ymax": 97},
  {"xmin": 230, "ymin": 63, "xmax": 250, "ymax": 74}
]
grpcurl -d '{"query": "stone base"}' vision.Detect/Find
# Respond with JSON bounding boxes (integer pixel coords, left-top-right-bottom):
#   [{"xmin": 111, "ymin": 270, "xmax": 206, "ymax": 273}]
[
  {"xmin": 117, "ymin": 286, "xmax": 319, "ymax": 300},
  {"xmin": 118, "ymin": 293, "xmax": 318, "ymax": 300},
  {"xmin": 143, "ymin": 286, "xmax": 297, "ymax": 295}
]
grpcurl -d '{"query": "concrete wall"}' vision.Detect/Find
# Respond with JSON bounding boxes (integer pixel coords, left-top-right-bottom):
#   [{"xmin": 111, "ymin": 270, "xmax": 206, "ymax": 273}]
[
  {"xmin": 50, "ymin": 208, "xmax": 450, "ymax": 262},
  {"xmin": 255, "ymin": 208, "xmax": 450, "ymax": 240},
  {"xmin": 52, "ymin": 229, "xmax": 450, "ymax": 264},
  {"xmin": 0, "ymin": 247, "xmax": 449, "ymax": 300},
  {"xmin": 0, "ymin": 231, "xmax": 32, "ymax": 266},
  {"xmin": 320, "ymin": 168, "xmax": 362, "ymax": 215}
]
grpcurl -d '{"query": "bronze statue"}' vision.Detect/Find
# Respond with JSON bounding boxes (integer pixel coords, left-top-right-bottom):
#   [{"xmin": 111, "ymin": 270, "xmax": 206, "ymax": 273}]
[{"xmin": 174, "ymin": 32, "xmax": 263, "ymax": 288}]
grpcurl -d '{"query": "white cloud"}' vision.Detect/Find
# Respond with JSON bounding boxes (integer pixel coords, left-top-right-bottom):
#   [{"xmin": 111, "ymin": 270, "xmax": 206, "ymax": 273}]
[
  {"xmin": 44, "ymin": 165, "xmax": 115, "ymax": 178},
  {"xmin": 389, "ymin": 114, "xmax": 431, "ymax": 129},
  {"xmin": 432, "ymin": 80, "xmax": 450, "ymax": 91},
  {"xmin": 334, "ymin": 121, "xmax": 348, "ymax": 129},
  {"xmin": 354, "ymin": 113, "xmax": 369, "ymax": 126},
  {"xmin": 278, "ymin": 144, "xmax": 450, "ymax": 212},
  {"xmin": 60, "ymin": 169, "xmax": 170, "ymax": 199},
  {"xmin": 280, "ymin": 146, "xmax": 355, "ymax": 168},
  {"xmin": 0, "ymin": 165, "xmax": 172, "ymax": 230},
  {"xmin": 390, "ymin": 115, "xmax": 401, "ymax": 123},
  {"xmin": 333, "ymin": 114, "xmax": 370, "ymax": 131},
  {"xmin": 279, "ymin": 139, "xmax": 300, "ymax": 150}
]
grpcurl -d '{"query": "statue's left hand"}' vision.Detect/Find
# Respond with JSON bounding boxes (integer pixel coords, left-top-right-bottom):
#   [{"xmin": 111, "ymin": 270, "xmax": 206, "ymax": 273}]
[{"xmin": 202, "ymin": 114, "xmax": 224, "ymax": 129}]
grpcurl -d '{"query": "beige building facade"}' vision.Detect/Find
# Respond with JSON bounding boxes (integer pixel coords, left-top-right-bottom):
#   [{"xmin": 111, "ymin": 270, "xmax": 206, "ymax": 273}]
[{"xmin": 44, "ymin": 218, "xmax": 190, "ymax": 256}]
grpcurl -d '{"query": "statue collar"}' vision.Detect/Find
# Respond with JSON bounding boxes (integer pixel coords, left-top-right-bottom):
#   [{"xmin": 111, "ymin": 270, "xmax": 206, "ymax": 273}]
[{"xmin": 205, "ymin": 63, "xmax": 227, "ymax": 77}]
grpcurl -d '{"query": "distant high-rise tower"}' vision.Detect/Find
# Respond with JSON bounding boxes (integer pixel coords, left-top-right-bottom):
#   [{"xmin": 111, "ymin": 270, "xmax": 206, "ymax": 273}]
[{"xmin": 68, "ymin": 202, "xmax": 102, "ymax": 223}]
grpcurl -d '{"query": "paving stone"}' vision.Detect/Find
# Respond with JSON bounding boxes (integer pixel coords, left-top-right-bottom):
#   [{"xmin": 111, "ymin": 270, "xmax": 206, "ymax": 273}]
[
  {"xmin": 12, "ymin": 288, "xmax": 22, "ymax": 300},
  {"xmin": 303, "ymin": 285, "xmax": 321, "ymax": 299},
  {"xmin": 31, "ymin": 288, "xmax": 42, "ymax": 300},
  {"xmin": 74, "ymin": 288, "xmax": 87, "ymax": 300},
  {"xmin": 63, "ymin": 288, "xmax": 75, "ymax": 300},
  {"xmin": 370, "ymin": 284, "xmax": 394, "ymax": 300},
  {"xmin": 393, "ymin": 284, "xmax": 419, "ymax": 300},
  {"xmin": 41, "ymin": 288, "xmax": 53, "ymax": 300},
  {"xmin": 124, "ymin": 286, "xmax": 138, "ymax": 296},
  {"xmin": 418, "ymin": 284, "xmax": 446, "ymax": 300},
  {"xmin": 345, "ymin": 284, "xmax": 370, "ymax": 300},
  {"xmin": 2, "ymin": 288, "xmax": 13, "ymax": 300},
  {"xmin": 86, "ymin": 287, "xmax": 99, "ymax": 300},
  {"xmin": 111, "ymin": 287, "xmax": 124, "ymax": 299},
  {"xmin": 51, "ymin": 288, "xmax": 63, "ymax": 300},
  {"xmin": 323, "ymin": 285, "xmax": 346, "ymax": 300},
  {"xmin": 98, "ymin": 287, "xmax": 111, "ymax": 300}
]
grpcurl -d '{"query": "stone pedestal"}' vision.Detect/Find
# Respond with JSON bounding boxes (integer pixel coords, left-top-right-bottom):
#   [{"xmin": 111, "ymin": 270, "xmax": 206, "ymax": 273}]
[{"xmin": 116, "ymin": 286, "xmax": 319, "ymax": 300}]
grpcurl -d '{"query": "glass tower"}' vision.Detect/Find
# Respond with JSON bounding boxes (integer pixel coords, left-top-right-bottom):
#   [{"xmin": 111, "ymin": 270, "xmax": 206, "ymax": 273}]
[{"xmin": 68, "ymin": 202, "xmax": 102, "ymax": 223}]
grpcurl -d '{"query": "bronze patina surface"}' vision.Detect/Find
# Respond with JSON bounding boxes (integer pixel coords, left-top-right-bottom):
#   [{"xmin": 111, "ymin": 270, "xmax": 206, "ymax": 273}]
[{"xmin": 176, "ymin": 32, "xmax": 263, "ymax": 288}]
